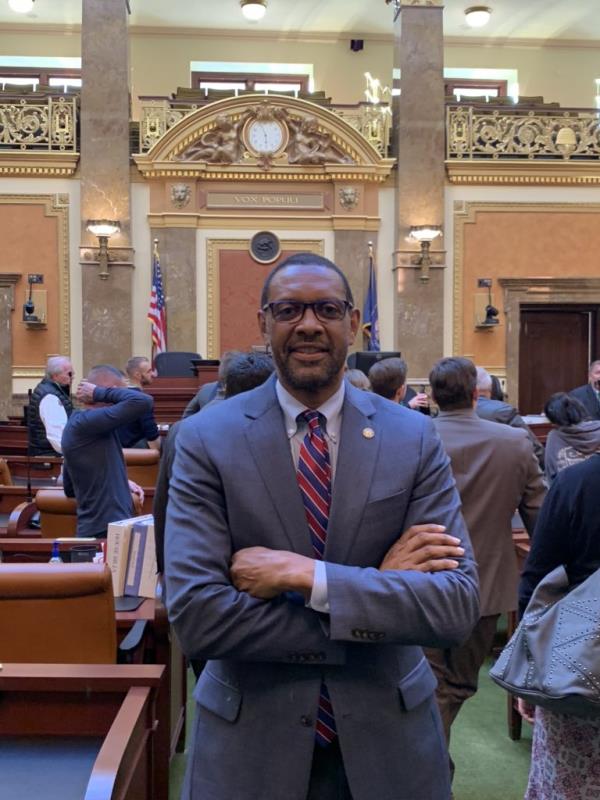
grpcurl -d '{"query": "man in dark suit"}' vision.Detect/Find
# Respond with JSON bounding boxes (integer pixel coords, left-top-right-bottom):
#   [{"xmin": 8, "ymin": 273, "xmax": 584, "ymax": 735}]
[
  {"xmin": 570, "ymin": 360, "xmax": 600, "ymax": 420},
  {"xmin": 165, "ymin": 253, "xmax": 479, "ymax": 800},
  {"xmin": 475, "ymin": 366, "xmax": 544, "ymax": 468},
  {"xmin": 426, "ymin": 357, "xmax": 546, "ymax": 779}
]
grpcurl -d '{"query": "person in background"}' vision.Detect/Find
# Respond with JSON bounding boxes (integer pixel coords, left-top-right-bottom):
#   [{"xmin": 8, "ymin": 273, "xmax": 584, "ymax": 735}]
[
  {"xmin": 117, "ymin": 356, "xmax": 160, "ymax": 451},
  {"xmin": 519, "ymin": 454, "xmax": 600, "ymax": 800},
  {"xmin": 28, "ymin": 355, "xmax": 74, "ymax": 456},
  {"xmin": 153, "ymin": 351, "xmax": 274, "ymax": 577},
  {"xmin": 489, "ymin": 374, "xmax": 505, "ymax": 402},
  {"xmin": 62, "ymin": 365, "xmax": 148, "ymax": 538},
  {"xmin": 164, "ymin": 252, "xmax": 478, "ymax": 800},
  {"xmin": 475, "ymin": 366, "xmax": 545, "ymax": 469},
  {"xmin": 569, "ymin": 359, "xmax": 600, "ymax": 421},
  {"xmin": 345, "ymin": 368, "xmax": 371, "ymax": 391},
  {"xmin": 368, "ymin": 356, "xmax": 408, "ymax": 404},
  {"xmin": 426, "ymin": 357, "xmax": 546, "ymax": 783},
  {"xmin": 183, "ymin": 350, "xmax": 241, "ymax": 417},
  {"xmin": 543, "ymin": 392, "xmax": 600, "ymax": 482}
]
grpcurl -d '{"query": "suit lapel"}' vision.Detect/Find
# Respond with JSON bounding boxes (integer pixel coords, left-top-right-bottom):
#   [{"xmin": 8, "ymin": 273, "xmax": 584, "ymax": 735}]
[
  {"xmin": 325, "ymin": 387, "xmax": 380, "ymax": 564},
  {"xmin": 242, "ymin": 378, "xmax": 314, "ymax": 557}
]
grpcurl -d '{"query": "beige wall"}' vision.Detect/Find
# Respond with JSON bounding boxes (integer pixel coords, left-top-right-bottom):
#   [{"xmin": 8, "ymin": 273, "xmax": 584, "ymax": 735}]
[{"xmin": 3, "ymin": 25, "xmax": 600, "ymax": 112}]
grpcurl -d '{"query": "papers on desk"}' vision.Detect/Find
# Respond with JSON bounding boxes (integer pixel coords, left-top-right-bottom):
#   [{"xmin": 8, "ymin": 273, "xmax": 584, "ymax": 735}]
[{"xmin": 107, "ymin": 514, "xmax": 157, "ymax": 598}]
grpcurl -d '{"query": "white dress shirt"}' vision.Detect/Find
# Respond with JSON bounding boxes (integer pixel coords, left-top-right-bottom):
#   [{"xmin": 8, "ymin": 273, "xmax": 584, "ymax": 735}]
[
  {"xmin": 275, "ymin": 379, "xmax": 345, "ymax": 613},
  {"xmin": 39, "ymin": 393, "xmax": 68, "ymax": 454}
]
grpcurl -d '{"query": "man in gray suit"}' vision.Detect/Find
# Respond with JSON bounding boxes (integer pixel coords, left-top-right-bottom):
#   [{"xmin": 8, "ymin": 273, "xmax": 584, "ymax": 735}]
[
  {"xmin": 165, "ymin": 254, "xmax": 479, "ymax": 800},
  {"xmin": 426, "ymin": 357, "xmax": 546, "ymax": 778}
]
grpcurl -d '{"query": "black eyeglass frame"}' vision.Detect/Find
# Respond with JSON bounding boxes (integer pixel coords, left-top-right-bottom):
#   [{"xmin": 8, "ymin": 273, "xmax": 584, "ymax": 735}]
[{"xmin": 262, "ymin": 299, "xmax": 354, "ymax": 324}]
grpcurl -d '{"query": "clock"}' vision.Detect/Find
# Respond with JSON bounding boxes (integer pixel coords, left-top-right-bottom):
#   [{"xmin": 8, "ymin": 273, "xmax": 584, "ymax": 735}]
[{"xmin": 243, "ymin": 118, "xmax": 288, "ymax": 157}]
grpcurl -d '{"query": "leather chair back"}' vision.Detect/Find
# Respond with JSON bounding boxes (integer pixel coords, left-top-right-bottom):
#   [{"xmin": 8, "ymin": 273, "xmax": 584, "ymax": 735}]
[
  {"xmin": 0, "ymin": 457, "xmax": 12, "ymax": 486},
  {"xmin": 123, "ymin": 448, "xmax": 160, "ymax": 487},
  {"xmin": 35, "ymin": 488, "xmax": 78, "ymax": 538},
  {"xmin": 0, "ymin": 562, "xmax": 116, "ymax": 663}
]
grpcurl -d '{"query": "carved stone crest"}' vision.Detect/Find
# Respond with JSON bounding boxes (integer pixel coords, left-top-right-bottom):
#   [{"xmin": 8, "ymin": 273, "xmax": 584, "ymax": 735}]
[
  {"xmin": 339, "ymin": 186, "xmax": 359, "ymax": 210},
  {"xmin": 170, "ymin": 183, "xmax": 192, "ymax": 208}
]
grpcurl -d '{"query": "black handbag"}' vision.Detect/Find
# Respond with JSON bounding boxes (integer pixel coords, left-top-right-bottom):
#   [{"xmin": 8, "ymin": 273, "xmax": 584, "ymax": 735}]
[{"xmin": 490, "ymin": 564, "xmax": 600, "ymax": 717}]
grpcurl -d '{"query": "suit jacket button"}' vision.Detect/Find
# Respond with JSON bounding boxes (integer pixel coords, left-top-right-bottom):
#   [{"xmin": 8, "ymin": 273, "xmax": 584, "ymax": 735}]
[
  {"xmin": 300, "ymin": 715, "xmax": 313, "ymax": 727},
  {"xmin": 352, "ymin": 628, "xmax": 360, "ymax": 638}
]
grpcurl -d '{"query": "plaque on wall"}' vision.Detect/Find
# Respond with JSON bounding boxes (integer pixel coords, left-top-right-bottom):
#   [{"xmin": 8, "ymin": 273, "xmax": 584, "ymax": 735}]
[{"xmin": 250, "ymin": 231, "xmax": 281, "ymax": 264}]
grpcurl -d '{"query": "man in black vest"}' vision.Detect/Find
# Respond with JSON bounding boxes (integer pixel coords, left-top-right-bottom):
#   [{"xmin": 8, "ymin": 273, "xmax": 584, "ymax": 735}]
[{"xmin": 28, "ymin": 356, "xmax": 75, "ymax": 456}]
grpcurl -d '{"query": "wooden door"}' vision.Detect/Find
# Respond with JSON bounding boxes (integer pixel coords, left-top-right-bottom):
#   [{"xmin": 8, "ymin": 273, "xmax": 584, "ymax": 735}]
[{"xmin": 519, "ymin": 306, "xmax": 599, "ymax": 414}]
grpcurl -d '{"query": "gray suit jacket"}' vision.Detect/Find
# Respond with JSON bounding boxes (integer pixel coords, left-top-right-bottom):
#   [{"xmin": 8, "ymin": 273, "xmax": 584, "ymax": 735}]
[
  {"xmin": 165, "ymin": 378, "xmax": 479, "ymax": 800},
  {"xmin": 434, "ymin": 409, "xmax": 546, "ymax": 617}
]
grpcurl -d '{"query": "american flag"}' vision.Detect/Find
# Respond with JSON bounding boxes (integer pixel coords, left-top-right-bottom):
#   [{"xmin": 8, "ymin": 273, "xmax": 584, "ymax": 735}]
[{"xmin": 148, "ymin": 241, "xmax": 167, "ymax": 355}]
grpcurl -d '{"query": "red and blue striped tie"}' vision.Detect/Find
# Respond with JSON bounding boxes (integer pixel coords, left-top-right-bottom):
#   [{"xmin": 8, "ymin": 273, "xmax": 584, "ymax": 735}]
[{"xmin": 297, "ymin": 410, "xmax": 337, "ymax": 746}]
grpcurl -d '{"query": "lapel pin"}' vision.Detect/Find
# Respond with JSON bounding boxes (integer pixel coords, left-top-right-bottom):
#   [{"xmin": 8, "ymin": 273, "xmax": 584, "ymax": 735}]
[{"xmin": 362, "ymin": 427, "xmax": 375, "ymax": 439}]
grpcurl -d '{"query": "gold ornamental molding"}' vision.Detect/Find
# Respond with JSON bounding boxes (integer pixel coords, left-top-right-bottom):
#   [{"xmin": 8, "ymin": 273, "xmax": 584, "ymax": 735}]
[
  {"xmin": 0, "ymin": 194, "xmax": 70, "ymax": 356},
  {"xmin": 206, "ymin": 238, "xmax": 324, "ymax": 359},
  {"xmin": 148, "ymin": 212, "xmax": 381, "ymax": 231},
  {"xmin": 446, "ymin": 160, "xmax": 600, "ymax": 186},
  {"xmin": 452, "ymin": 200, "xmax": 600, "ymax": 359},
  {"xmin": 12, "ymin": 366, "xmax": 45, "ymax": 379},
  {"xmin": 0, "ymin": 152, "xmax": 79, "ymax": 177},
  {"xmin": 134, "ymin": 94, "xmax": 394, "ymax": 184}
]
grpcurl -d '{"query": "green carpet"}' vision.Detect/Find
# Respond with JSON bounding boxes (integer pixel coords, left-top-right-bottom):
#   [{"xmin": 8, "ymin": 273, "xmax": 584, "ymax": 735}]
[
  {"xmin": 451, "ymin": 660, "xmax": 532, "ymax": 800},
  {"xmin": 170, "ymin": 663, "xmax": 534, "ymax": 799}
]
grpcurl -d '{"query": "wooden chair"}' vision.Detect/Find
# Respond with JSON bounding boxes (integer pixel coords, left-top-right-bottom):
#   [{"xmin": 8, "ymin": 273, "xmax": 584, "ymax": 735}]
[
  {"xmin": 0, "ymin": 458, "xmax": 13, "ymax": 486},
  {"xmin": 35, "ymin": 488, "xmax": 78, "ymax": 537},
  {"xmin": 0, "ymin": 562, "xmax": 144, "ymax": 664}
]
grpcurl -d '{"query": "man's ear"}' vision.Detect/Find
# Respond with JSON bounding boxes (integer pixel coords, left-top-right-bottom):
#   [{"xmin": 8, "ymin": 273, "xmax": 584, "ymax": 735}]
[
  {"xmin": 257, "ymin": 310, "xmax": 269, "ymax": 343},
  {"xmin": 348, "ymin": 308, "xmax": 361, "ymax": 344}
]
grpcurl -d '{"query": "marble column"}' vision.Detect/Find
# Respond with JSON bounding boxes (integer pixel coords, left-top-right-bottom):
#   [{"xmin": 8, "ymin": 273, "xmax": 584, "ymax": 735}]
[
  {"xmin": 393, "ymin": 0, "xmax": 446, "ymax": 380},
  {"xmin": 0, "ymin": 274, "xmax": 21, "ymax": 420},
  {"xmin": 79, "ymin": 0, "xmax": 134, "ymax": 372},
  {"xmin": 335, "ymin": 231, "xmax": 378, "ymax": 354},
  {"xmin": 150, "ymin": 228, "xmax": 197, "ymax": 353}
]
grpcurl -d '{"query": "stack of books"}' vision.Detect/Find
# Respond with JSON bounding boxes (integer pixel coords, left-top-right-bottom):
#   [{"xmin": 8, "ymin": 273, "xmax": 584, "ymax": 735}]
[{"xmin": 106, "ymin": 514, "xmax": 157, "ymax": 598}]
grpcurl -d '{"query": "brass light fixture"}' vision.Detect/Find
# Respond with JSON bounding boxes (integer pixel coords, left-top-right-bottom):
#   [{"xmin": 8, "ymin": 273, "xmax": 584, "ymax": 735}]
[
  {"xmin": 409, "ymin": 226, "xmax": 443, "ymax": 283},
  {"xmin": 240, "ymin": 0, "xmax": 267, "ymax": 21},
  {"xmin": 86, "ymin": 219, "xmax": 121, "ymax": 280}
]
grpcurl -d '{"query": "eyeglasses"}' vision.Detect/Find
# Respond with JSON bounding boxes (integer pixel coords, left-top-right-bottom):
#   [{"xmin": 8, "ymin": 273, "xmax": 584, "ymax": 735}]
[{"xmin": 262, "ymin": 299, "xmax": 353, "ymax": 324}]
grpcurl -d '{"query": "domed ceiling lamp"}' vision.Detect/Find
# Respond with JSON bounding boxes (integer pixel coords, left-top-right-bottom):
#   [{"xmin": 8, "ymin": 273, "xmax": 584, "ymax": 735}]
[
  {"xmin": 241, "ymin": 0, "xmax": 267, "ymax": 22},
  {"xmin": 464, "ymin": 6, "xmax": 492, "ymax": 28},
  {"xmin": 8, "ymin": 0, "xmax": 35, "ymax": 12}
]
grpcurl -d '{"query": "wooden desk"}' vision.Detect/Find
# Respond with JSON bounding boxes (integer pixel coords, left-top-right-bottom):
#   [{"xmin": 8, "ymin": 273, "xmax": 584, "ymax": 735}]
[
  {"xmin": 0, "ymin": 664, "xmax": 164, "ymax": 800},
  {"xmin": 145, "ymin": 370, "xmax": 218, "ymax": 423},
  {"xmin": 0, "ymin": 537, "xmax": 186, "ymax": 800}
]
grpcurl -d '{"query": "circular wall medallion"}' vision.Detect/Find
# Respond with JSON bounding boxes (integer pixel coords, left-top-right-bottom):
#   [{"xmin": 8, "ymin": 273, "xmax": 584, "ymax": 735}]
[{"xmin": 250, "ymin": 231, "xmax": 281, "ymax": 264}]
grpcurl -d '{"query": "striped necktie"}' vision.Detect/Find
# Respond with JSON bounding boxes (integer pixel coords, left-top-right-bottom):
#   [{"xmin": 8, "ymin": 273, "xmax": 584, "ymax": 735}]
[{"xmin": 297, "ymin": 410, "xmax": 337, "ymax": 747}]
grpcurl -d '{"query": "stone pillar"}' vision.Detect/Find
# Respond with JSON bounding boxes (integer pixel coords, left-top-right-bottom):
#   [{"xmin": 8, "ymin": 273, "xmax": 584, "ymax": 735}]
[
  {"xmin": 393, "ymin": 0, "xmax": 446, "ymax": 380},
  {"xmin": 0, "ymin": 274, "xmax": 21, "ymax": 420},
  {"xmin": 335, "ymin": 231, "xmax": 378, "ymax": 354},
  {"xmin": 79, "ymin": 0, "xmax": 134, "ymax": 372},
  {"xmin": 150, "ymin": 228, "xmax": 197, "ymax": 352}
]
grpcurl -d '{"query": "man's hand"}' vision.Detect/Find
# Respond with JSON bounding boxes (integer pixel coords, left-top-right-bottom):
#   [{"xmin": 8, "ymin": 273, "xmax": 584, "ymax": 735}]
[
  {"xmin": 76, "ymin": 380, "xmax": 97, "ymax": 404},
  {"xmin": 231, "ymin": 547, "xmax": 315, "ymax": 600},
  {"xmin": 379, "ymin": 524, "xmax": 464, "ymax": 573},
  {"xmin": 128, "ymin": 479, "xmax": 144, "ymax": 510},
  {"xmin": 408, "ymin": 393, "xmax": 430, "ymax": 411}
]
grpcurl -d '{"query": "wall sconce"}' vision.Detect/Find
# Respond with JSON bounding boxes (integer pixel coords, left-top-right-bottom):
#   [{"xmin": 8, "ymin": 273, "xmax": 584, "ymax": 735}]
[
  {"xmin": 86, "ymin": 219, "xmax": 121, "ymax": 280},
  {"xmin": 409, "ymin": 226, "xmax": 443, "ymax": 283}
]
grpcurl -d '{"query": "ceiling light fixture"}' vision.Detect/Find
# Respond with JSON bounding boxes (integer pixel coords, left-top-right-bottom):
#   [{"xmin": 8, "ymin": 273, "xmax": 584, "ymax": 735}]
[
  {"xmin": 240, "ymin": 0, "xmax": 267, "ymax": 22},
  {"xmin": 8, "ymin": 0, "xmax": 34, "ymax": 12},
  {"xmin": 464, "ymin": 6, "xmax": 492, "ymax": 28}
]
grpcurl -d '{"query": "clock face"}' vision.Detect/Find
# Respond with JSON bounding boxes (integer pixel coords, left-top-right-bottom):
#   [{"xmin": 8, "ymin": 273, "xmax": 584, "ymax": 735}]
[{"xmin": 245, "ymin": 120, "xmax": 286, "ymax": 155}]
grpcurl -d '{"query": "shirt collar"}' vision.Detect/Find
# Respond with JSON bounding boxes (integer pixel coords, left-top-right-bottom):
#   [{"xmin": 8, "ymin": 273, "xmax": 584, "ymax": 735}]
[{"xmin": 276, "ymin": 379, "xmax": 345, "ymax": 441}]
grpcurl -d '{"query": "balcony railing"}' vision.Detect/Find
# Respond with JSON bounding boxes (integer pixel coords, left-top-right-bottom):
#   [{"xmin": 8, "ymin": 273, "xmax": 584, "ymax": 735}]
[
  {"xmin": 447, "ymin": 104, "xmax": 600, "ymax": 161},
  {"xmin": 0, "ymin": 96, "xmax": 77, "ymax": 152},
  {"xmin": 138, "ymin": 97, "xmax": 391, "ymax": 157}
]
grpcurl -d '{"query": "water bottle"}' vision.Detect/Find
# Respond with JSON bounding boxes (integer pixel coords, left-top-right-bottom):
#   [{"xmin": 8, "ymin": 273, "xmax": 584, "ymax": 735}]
[{"xmin": 48, "ymin": 541, "xmax": 63, "ymax": 564}]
